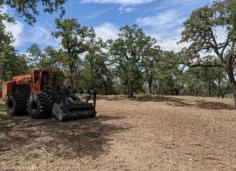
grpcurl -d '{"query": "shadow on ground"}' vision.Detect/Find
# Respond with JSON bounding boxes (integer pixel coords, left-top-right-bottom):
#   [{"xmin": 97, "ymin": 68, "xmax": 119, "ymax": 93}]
[
  {"xmin": 135, "ymin": 96, "xmax": 234, "ymax": 110},
  {"xmin": 99, "ymin": 95, "xmax": 234, "ymax": 110},
  {"xmin": 0, "ymin": 115, "xmax": 129, "ymax": 159},
  {"xmin": 195, "ymin": 100, "xmax": 233, "ymax": 110}
]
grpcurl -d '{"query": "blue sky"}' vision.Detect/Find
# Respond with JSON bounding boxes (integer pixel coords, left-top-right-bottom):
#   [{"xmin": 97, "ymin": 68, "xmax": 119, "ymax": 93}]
[{"xmin": 4, "ymin": 0, "xmax": 213, "ymax": 53}]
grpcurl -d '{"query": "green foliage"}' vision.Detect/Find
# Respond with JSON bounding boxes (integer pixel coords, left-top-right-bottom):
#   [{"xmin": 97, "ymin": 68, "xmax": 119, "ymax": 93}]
[
  {"xmin": 0, "ymin": 0, "xmax": 67, "ymax": 92},
  {"xmin": 182, "ymin": 66, "xmax": 229, "ymax": 97},
  {"xmin": 0, "ymin": 100, "xmax": 7, "ymax": 118},
  {"xmin": 152, "ymin": 51, "xmax": 184, "ymax": 95},
  {"xmin": 110, "ymin": 25, "xmax": 156, "ymax": 97},
  {"xmin": 19, "ymin": 21, "xmax": 229, "ymax": 98},
  {"xmin": 79, "ymin": 39, "xmax": 114, "ymax": 94},
  {"xmin": 52, "ymin": 18, "xmax": 95, "ymax": 87},
  {"xmin": 0, "ymin": 0, "xmax": 67, "ymax": 24},
  {"xmin": 180, "ymin": 0, "xmax": 236, "ymax": 106},
  {"xmin": 0, "ymin": 53, "xmax": 28, "ymax": 80},
  {"xmin": 40, "ymin": 46, "xmax": 60, "ymax": 68},
  {"xmin": 142, "ymin": 44, "xmax": 160, "ymax": 94},
  {"xmin": 0, "ymin": 11, "xmax": 28, "ymax": 82},
  {"xmin": 180, "ymin": 0, "xmax": 235, "ymax": 55},
  {"xmin": 27, "ymin": 43, "xmax": 42, "ymax": 67},
  {"xmin": 0, "ymin": 0, "xmax": 234, "ymax": 100}
]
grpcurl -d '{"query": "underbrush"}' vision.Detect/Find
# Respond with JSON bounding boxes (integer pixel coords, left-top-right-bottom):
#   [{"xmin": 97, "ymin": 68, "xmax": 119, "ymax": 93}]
[{"xmin": 0, "ymin": 101, "xmax": 8, "ymax": 118}]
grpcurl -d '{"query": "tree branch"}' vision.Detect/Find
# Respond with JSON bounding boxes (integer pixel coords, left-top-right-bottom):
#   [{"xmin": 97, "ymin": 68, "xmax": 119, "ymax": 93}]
[
  {"xmin": 209, "ymin": 27, "xmax": 221, "ymax": 57},
  {"xmin": 186, "ymin": 63, "xmax": 223, "ymax": 68},
  {"xmin": 220, "ymin": 34, "xmax": 231, "ymax": 56}
]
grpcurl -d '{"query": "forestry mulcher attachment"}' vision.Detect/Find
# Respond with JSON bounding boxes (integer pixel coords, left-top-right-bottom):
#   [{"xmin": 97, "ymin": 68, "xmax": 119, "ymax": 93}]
[{"xmin": 2, "ymin": 68, "xmax": 96, "ymax": 121}]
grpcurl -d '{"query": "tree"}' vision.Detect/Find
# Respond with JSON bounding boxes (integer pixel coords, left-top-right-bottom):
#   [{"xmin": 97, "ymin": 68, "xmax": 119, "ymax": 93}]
[
  {"xmin": 213, "ymin": 67, "xmax": 229, "ymax": 98},
  {"xmin": 39, "ymin": 46, "xmax": 62, "ymax": 69},
  {"xmin": 110, "ymin": 25, "xmax": 156, "ymax": 97},
  {"xmin": 26, "ymin": 44, "xmax": 64, "ymax": 69},
  {"xmin": 155, "ymin": 51, "xmax": 183, "ymax": 95},
  {"xmin": 26, "ymin": 43, "xmax": 42, "ymax": 67},
  {"xmin": 0, "ymin": 0, "xmax": 67, "ymax": 24},
  {"xmin": 0, "ymin": 11, "xmax": 28, "ymax": 83},
  {"xmin": 180, "ymin": 1, "xmax": 236, "ymax": 107},
  {"xmin": 182, "ymin": 66, "xmax": 227, "ymax": 97},
  {"xmin": 80, "ymin": 39, "xmax": 113, "ymax": 94},
  {"xmin": 0, "ymin": 51, "xmax": 28, "ymax": 81},
  {"xmin": 0, "ymin": 9, "xmax": 14, "ymax": 52},
  {"xmin": 228, "ymin": 0, "xmax": 236, "ymax": 37},
  {"xmin": 52, "ymin": 18, "xmax": 95, "ymax": 87},
  {"xmin": 143, "ymin": 45, "xmax": 160, "ymax": 94}
]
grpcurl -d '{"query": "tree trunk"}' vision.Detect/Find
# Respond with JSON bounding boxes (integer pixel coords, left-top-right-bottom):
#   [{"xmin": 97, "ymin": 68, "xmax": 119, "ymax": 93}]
[
  {"xmin": 175, "ymin": 88, "xmax": 179, "ymax": 95},
  {"xmin": 104, "ymin": 82, "xmax": 107, "ymax": 95},
  {"xmin": 153, "ymin": 79, "xmax": 158, "ymax": 95},
  {"xmin": 155, "ymin": 86, "xmax": 158, "ymax": 95},
  {"xmin": 217, "ymin": 85, "xmax": 224, "ymax": 99},
  {"xmin": 70, "ymin": 72, "xmax": 74, "ymax": 88},
  {"xmin": 195, "ymin": 90, "xmax": 198, "ymax": 97},
  {"xmin": 208, "ymin": 80, "xmax": 211, "ymax": 97},
  {"xmin": 224, "ymin": 62, "xmax": 236, "ymax": 108},
  {"xmin": 221, "ymin": 90, "xmax": 224, "ymax": 99},
  {"xmin": 128, "ymin": 82, "xmax": 134, "ymax": 98},
  {"xmin": 232, "ymin": 88, "xmax": 236, "ymax": 108},
  {"xmin": 148, "ymin": 79, "xmax": 152, "ymax": 95},
  {"xmin": 69, "ymin": 60, "xmax": 76, "ymax": 88},
  {"xmin": 2, "ymin": 70, "xmax": 6, "ymax": 81},
  {"xmin": 217, "ymin": 78, "xmax": 222, "ymax": 98},
  {"xmin": 217, "ymin": 85, "xmax": 220, "ymax": 98},
  {"xmin": 128, "ymin": 67, "xmax": 134, "ymax": 98}
]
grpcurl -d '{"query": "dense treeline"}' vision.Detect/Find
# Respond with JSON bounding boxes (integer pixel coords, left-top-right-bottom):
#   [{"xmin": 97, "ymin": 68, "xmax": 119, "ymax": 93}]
[{"xmin": 0, "ymin": 0, "xmax": 236, "ymax": 105}]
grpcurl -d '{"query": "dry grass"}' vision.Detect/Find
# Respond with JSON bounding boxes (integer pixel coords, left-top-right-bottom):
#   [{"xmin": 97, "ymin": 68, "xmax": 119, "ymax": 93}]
[{"xmin": 0, "ymin": 95, "xmax": 236, "ymax": 170}]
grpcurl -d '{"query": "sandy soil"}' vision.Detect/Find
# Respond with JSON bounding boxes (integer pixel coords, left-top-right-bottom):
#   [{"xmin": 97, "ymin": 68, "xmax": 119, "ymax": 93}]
[{"xmin": 0, "ymin": 95, "xmax": 236, "ymax": 171}]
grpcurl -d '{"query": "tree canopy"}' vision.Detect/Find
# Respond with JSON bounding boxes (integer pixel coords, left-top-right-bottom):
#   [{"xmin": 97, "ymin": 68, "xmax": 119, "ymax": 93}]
[
  {"xmin": 180, "ymin": 0, "xmax": 236, "ymax": 106},
  {"xmin": 0, "ymin": 0, "xmax": 236, "ymax": 107},
  {"xmin": 0, "ymin": 0, "xmax": 67, "ymax": 24}
]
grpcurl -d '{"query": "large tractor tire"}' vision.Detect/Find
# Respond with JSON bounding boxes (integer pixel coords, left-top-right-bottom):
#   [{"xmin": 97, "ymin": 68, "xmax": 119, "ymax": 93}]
[
  {"xmin": 27, "ymin": 93, "xmax": 52, "ymax": 119},
  {"xmin": 6, "ymin": 92, "xmax": 28, "ymax": 116}
]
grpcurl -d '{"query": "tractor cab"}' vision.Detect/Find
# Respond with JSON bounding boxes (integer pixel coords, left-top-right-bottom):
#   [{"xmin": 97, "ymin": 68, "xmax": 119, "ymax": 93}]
[{"xmin": 31, "ymin": 68, "xmax": 65, "ymax": 94}]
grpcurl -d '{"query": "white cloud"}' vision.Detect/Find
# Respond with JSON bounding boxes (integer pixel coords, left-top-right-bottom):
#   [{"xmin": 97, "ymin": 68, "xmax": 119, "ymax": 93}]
[
  {"xmin": 156, "ymin": 33, "xmax": 187, "ymax": 52},
  {"xmin": 86, "ymin": 8, "xmax": 111, "ymax": 19},
  {"xmin": 118, "ymin": 6, "xmax": 134, "ymax": 13},
  {"xmin": 0, "ymin": 3, "xmax": 58, "ymax": 50},
  {"xmin": 137, "ymin": 9, "xmax": 187, "ymax": 51},
  {"xmin": 3, "ymin": 18, "xmax": 58, "ymax": 50},
  {"xmin": 31, "ymin": 26, "xmax": 52, "ymax": 43},
  {"xmin": 137, "ymin": 9, "xmax": 184, "ymax": 31},
  {"xmin": 81, "ymin": 0, "xmax": 154, "ymax": 5},
  {"xmin": 81, "ymin": 0, "xmax": 154, "ymax": 13},
  {"xmin": 94, "ymin": 23, "xmax": 119, "ymax": 41},
  {"xmin": 150, "ymin": 18, "xmax": 227, "ymax": 52},
  {"xmin": 150, "ymin": 33, "xmax": 189, "ymax": 51},
  {"xmin": 4, "ymin": 20, "xmax": 24, "ymax": 47},
  {"xmin": 137, "ymin": 11, "xmax": 174, "ymax": 27},
  {"xmin": 1, "ymin": 5, "xmax": 24, "ymax": 47},
  {"xmin": 135, "ymin": 0, "xmax": 213, "ymax": 51},
  {"xmin": 23, "ymin": 25, "xmax": 60, "ymax": 49}
]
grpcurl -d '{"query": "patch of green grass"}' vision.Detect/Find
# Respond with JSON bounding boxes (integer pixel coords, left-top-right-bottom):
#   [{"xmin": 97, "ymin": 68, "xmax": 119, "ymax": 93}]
[
  {"xmin": 0, "ymin": 100, "xmax": 8, "ymax": 118},
  {"xmin": 0, "ymin": 112, "xmax": 8, "ymax": 119}
]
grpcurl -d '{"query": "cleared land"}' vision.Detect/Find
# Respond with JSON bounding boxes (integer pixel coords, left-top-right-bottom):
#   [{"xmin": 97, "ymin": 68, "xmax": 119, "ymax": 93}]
[{"xmin": 0, "ymin": 96, "xmax": 236, "ymax": 170}]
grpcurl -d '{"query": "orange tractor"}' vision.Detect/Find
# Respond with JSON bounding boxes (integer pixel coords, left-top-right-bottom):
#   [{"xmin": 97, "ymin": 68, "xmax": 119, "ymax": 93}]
[{"xmin": 2, "ymin": 68, "xmax": 96, "ymax": 121}]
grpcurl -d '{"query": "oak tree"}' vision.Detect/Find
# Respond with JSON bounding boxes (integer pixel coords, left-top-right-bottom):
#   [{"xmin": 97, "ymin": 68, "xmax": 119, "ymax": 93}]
[{"xmin": 180, "ymin": 1, "xmax": 236, "ymax": 107}]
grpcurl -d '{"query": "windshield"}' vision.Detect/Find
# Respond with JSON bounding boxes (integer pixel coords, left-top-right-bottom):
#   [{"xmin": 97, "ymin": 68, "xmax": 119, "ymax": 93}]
[{"xmin": 41, "ymin": 71, "xmax": 64, "ymax": 89}]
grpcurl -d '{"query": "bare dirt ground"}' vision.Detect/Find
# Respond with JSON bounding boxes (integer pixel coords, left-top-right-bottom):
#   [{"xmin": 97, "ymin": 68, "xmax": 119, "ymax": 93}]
[{"xmin": 0, "ymin": 95, "xmax": 236, "ymax": 171}]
